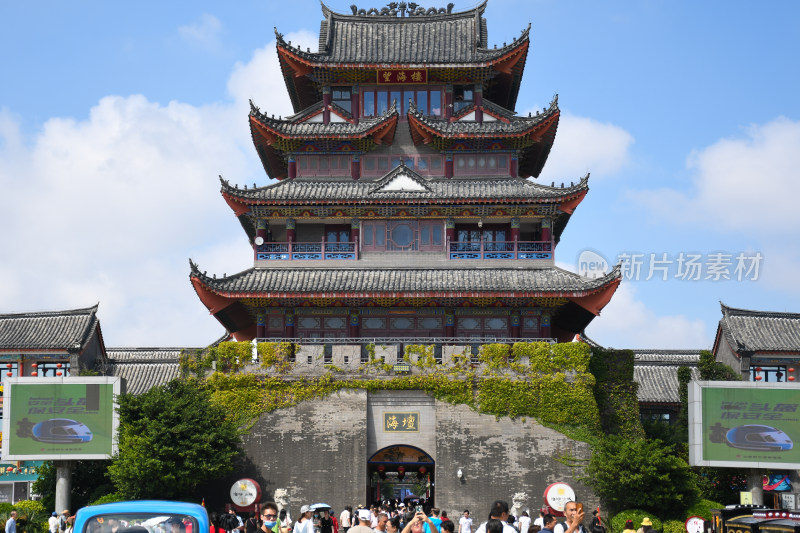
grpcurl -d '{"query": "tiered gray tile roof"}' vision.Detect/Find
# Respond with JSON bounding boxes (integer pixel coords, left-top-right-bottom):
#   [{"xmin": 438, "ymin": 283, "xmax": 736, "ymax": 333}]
[
  {"xmin": 190, "ymin": 262, "xmax": 621, "ymax": 296},
  {"xmin": 106, "ymin": 347, "xmax": 188, "ymax": 395},
  {"xmin": 221, "ymin": 173, "xmax": 589, "ymax": 203},
  {"xmin": 409, "ymin": 96, "xmax": 558, "ymax": 136},
  {"xmin": 250, "ymin": 100, "xmax": 397, "ymax": 138},
  {"xmin": 0, "ymin": 304, "xmax": 100, "ymax": 351},
  {"xmin": 276, "ymin": 1, "xmax": 528, "ymax": 66},
  {"xmin": 718, "ymin": 303, "xmax": 800, "ymax": 353}
]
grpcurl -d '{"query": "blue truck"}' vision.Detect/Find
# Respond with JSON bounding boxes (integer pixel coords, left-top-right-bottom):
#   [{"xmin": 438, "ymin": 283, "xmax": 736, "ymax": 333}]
[{"xmin": 74, "ymin": 501, "xmax": 209, "ymax": 533}]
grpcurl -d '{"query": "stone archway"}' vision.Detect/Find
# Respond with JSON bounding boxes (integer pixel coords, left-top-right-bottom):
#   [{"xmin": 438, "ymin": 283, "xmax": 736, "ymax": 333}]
[{"xmin": 367, "ymin": 445, "xmax": 435, "ymax": 505}]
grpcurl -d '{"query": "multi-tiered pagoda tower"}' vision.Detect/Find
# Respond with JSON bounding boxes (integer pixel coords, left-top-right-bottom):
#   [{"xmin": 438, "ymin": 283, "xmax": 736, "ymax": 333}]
[{"xmin": 190, "ymin": 1, "xmax": 620, "ymax": 343}]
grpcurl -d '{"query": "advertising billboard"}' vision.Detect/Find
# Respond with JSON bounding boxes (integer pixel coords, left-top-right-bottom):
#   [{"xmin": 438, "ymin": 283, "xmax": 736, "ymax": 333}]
[
  {"xmin": 689, "ymin": 381, "xmax": 800, "ymax": 468},
  {"xmin": 1, "ymin": 377, "xmax": 120, "ymax": 460}
]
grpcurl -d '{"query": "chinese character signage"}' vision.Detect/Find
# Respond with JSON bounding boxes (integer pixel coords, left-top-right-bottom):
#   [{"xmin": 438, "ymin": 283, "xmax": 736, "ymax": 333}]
[
  {"xmin": 1, "ymin": 377, "xmax": 120, "ymax": 460},
  {"xmin": 377, "ymin": 69, "xmax": 427, "ymax": 84},
  {"xmin": 384, "ymin": 412, "xmax": 419, "ymax": 432},
  {"xmin": 689, "ymin": 381, "xmax": 800, "ymax": 468}
]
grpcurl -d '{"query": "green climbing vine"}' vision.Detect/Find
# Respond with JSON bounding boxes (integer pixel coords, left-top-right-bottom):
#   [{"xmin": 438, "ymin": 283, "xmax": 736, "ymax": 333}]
[{"xmin": 192, "ymin": 341, "xmax": 602, "ymax": 434}]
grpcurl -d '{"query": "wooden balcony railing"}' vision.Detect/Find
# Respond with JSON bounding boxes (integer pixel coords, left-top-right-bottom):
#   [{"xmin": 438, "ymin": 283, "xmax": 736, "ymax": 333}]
[
  {"xmin": 255, "ymin": 241, "xmax": 358, "ymax": 261},
  {"xmin": 448, "ymin": 240, "xmax": 553, "ymax": 260}
]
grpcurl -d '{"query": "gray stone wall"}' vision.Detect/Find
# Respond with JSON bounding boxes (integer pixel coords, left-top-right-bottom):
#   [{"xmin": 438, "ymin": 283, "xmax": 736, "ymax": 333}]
[
  {"xmin": 240, "ymin": 389, "xmax": 598, "ymax": 518},
  {"xmin": 242, "ymin": 389, "xmax": 369, "ymax": 515}
]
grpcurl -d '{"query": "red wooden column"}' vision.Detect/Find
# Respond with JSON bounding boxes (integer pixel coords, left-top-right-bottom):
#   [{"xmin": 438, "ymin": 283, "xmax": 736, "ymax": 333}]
[
  {"xmin": 288, "ymin": 155, "xmax": 297, "ymax": 179},
  {"xmin": 322, "ymin": 86, "xmax": 331, "ymax": 125},
  {"xmin": 474, "ymin": 85, "xmax": 483, "ymax": 123},
  {"xmin": 445, "ymin": 217, "xmax": 455, "ymax": 252},
  {"xmin": 351, "ymin": 155, "xmax": 361, "ymax": 180},
  {"xmin": 284, "ymin": 309, "xmax": 296, "ymax": 338},
  {"xmin": 256, "ymin": 219, "xmax": 268, "ymax": 242},
  {"xmin": 445, "ymin": 155, "xmax": 454, "ymax": 179},
  {"xmin": 348, "ymin": 309, "xmax": 360, "ymax": 337},
  {"xmin": 541, "ymin": 218, "xmax": 552, "ymax": 243},
  {"xmin": 541, "ymin": 312, "xmax": 551, "ymax": 338},
  {"xmin": 445, "ymin": 309, "xmax": 456, "ymax": 337},
  {"xmin": 510, "ymin": 310, "xmax": 520, "ymax": 339},
  {"xmin": 256, "ymin": 311, "xmax": 266, "ymax": 339},
  {"xmin": 351, "ymin": 85, "xmax": 360, "ymax": 125}
]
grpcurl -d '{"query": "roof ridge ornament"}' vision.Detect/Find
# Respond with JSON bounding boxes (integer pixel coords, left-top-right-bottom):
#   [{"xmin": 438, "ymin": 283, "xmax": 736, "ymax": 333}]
[{"xmin": 349, "ymin": 2, "xmax": 454, "ymax": 16}]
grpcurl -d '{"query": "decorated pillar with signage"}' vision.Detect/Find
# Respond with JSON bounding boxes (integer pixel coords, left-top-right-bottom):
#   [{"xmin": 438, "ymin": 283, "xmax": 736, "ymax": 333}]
[
  {"xmin": 445, "ymin": 309, "xmax": 456, "ymax": 337},
  {"xmin": 541, "ymin": 312, "xmax": 551, "ymax": 338},
  {"xmin": 348, "ymin": 308, "xmax": 360, "ymax": 337},
  {"xmin": 256, "ymin": 311, "xmax": 266, "ymax": 339}
]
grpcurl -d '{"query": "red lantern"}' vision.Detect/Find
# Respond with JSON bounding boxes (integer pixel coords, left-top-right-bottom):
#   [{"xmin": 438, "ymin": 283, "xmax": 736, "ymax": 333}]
[
  {"xmin": 418, "ymin": 466, "xmax": 427, "ymax": 475},
  {"xmin": 5, "ymin": 467, "xmax": 12, "ymax": 472},
  {"xmin": 790, "ymin": 368, "xmax": 796, "ymax": 373},
  {"xmin": 56, "ymin": 363, "xmax": 63, "ymax": 368},
  {"xmin": 790, "ymin": 376, "xmax": 796, "ymax": 382},
  {"xmin": 5, "ymin": 372, "xmax": 11, "ymax": 377},
  {"xmin": 31, "ymin": 363, "xmax": 38, "ymax": 368},
  {"xmin": 56, "ymin": 372, "xmax": 62, "ymax": 376},
  {"xmin": 756, "ymin": 376, "xmax": 763, "ymax": 381},
  {"xmin": 397, "ymin": 465, "xmax": 406, "ymax": 480},
  {"xmin": 5, "ymin": 364, "xmax": 11, "ymax": 369},
  {"xmin": 31, "ymin": 372, "xmax": 37, "ymax": 376},
  {"xmin": 377, "ymin": 465, "xmax": 385, "ymax": 473}
]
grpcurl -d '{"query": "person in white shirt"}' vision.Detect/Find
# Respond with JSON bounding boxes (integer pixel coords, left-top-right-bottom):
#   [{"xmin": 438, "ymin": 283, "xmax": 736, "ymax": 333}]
[
  {"xmin": 341, "ymin": 508, "xmax": 352, "ymax": 533},
  {"xmin": 533, "ymin": 514, "xmax": 544, "ymax": 530},
  {"xmin": 518, "ymin": 513, "xmax": 530, "ymax": 533},
  {"xmin": 458, "ymin": 511, "xmax": 473, "ymax": 533},
  {"xmin": 552, "ymin": 503, "xmax": 586, "ymax": 533},
  {"xmin": 473, "ymin": 502, "xmax": 517, "ymax": 533},
  {"xmin": 49, "ymin": 513, "xmax": 59, "ymax": 533}
]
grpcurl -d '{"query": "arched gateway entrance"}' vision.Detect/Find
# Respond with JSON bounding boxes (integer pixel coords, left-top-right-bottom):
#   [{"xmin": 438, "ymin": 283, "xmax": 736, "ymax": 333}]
[{"xmin": 367, "ymin": 445, "xmax": 435, "ymax": 505}]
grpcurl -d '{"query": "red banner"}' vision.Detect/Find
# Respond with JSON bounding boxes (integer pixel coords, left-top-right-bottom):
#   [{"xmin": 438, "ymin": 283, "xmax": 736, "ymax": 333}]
[{"xmin": 376, "ymin": 68, "xmax": 428, "ymax": 84}]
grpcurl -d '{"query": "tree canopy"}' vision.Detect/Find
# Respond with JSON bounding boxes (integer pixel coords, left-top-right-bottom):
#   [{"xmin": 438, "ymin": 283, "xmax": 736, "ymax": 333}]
[{"xmin": 107, "ymin": 378, "xmax": 242, "ymax": 500}]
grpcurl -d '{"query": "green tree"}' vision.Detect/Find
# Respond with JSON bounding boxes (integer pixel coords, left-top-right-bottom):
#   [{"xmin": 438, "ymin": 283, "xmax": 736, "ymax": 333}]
[
  {"xmin": 583, "ymin": 435, "xmax": 700, "ymax": 518},
  {"xmin": 107, "ymin": 378, "xmax": 241, "ymax": 500}
]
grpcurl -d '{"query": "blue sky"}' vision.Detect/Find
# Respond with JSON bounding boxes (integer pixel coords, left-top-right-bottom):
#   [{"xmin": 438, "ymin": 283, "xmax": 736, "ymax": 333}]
[{"xmin": 1, "ymin": 1, "xmax": 799, "ymax": 349}]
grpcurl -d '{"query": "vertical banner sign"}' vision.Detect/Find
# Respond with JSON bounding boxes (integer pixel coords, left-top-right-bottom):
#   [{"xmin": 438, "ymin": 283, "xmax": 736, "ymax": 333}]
[
  {"xmin": 1, "ymin": 377, "xmax": 121, "ymax": 460},
  {"xmin": 689, "ymin": 381, "xmax": 800, "ymax": 468}
]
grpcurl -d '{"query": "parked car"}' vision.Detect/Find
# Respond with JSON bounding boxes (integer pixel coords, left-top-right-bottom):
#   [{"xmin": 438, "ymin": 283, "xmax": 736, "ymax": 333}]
[{"xmin": 74, "ymin": 501, "xmax": 209, "ymax": 533}]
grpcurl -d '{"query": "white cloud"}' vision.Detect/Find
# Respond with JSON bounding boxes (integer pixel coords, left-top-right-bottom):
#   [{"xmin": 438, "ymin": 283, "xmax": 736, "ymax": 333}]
[
  {"xmin": 585, "ymin": 283, "xmax": 710, "ymax": 349},
  {"xmin": 227, "ymin": 30, "xmax": 318, "ymax": 120},
  {"xmin": 536, "ymin": 111, "xmax": 634, "ymax": 182},
  {"xmin": 632, "ymin": 117, "xmax": 800, "ymax": 233},
  {"xmin": 0, "ymin": 35, "xmax": 308, "ymax": 345},
  {"xmin": 178, "ymin": 13, "xmax": 223, "ymax": 51}
]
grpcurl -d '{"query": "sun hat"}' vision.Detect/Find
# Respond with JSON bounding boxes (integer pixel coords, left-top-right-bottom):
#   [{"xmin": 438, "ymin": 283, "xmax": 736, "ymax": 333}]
[
  {"xmin": 300, "ymin": 505, "xmax": 311, "ymax": 514},
  {"xmin": 641, "ymin": 519, "xmax": 653, "ymax": 527}
]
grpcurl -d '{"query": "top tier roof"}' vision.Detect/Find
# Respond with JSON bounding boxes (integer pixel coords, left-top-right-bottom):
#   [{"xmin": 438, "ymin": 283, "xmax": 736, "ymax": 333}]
[
  {"xmin": 276, "ymin": 1, "xmax": 531, "ymax": 111},
  {"xmin": 717, "ymin": 302, "xmax": 800, "ymax": 354},
  {"xmin": 311, "ymin": 1, "xmax": 519, "ymax": 65},
  {"xmin": 0, "ymin": 304, "xmax": 101, "ymax": 352}
]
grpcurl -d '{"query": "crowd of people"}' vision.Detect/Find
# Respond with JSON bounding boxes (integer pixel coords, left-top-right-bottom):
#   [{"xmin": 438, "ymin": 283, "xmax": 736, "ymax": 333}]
[{"xmin": 209, "ymin": 499, "xmax": 609, "ymax": 533}]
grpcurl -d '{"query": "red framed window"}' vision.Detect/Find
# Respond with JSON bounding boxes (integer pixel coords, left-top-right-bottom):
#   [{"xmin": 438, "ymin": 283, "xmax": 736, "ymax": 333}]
[
  {"xmin": 454, "ymin": 154, "xmax": 509, "ymax": 176},
  {"xmin": 362, "ymin": 87, "xmax": 443, "ymax": 119}
]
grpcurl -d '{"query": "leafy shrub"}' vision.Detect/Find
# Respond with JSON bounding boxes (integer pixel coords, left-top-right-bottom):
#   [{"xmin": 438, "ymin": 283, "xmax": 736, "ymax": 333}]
[
  {"xmin": 88, "ymin": 493, "xmax": 126, "ymax": 506},
  {"xmin": 686, "ymin": 500, "xmax": 723, "ymax": 521},
  {"xmin": 610, "ymin": 511, "xmax": 662, "ymax": 533},
  {"xmin": 662, "ymin": 520, "xmax": 685, "ymax": 533}
]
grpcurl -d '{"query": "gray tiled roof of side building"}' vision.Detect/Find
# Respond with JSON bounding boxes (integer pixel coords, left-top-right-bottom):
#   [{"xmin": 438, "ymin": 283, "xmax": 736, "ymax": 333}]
[
  {"xmin": 634, "ymin": 349, "xmax": 703, "ymax": 365},
  {"xmin": 635, "ymin": 365, "xmax": 701, "ymax": 403},
  {"xmin": 0, "ymin": 304, "xmax": 100, "ymax": 350},
  {"xmin": 278, "ymin": 2, "xmax": 527, "ymax": 66},
  {"xmin": 106, "ymin": 347, "xmax": 197, "ymax": 395},
  {"xmin": 189, "ymin": 263, "xmax": 621, "ymax": 295},
  {"xmin": 221, "ymin": 174, "xmax": 589, "ymax": 203},
  {"xmin": 719, "ymin": 303, "xmax": 800, "ymax": 353}
]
